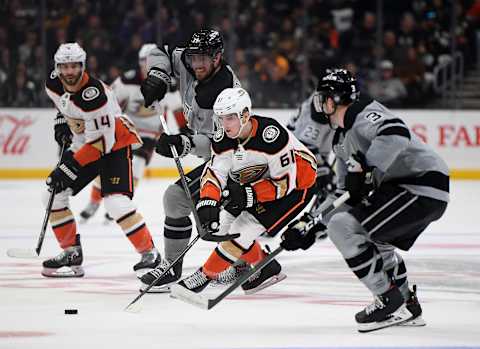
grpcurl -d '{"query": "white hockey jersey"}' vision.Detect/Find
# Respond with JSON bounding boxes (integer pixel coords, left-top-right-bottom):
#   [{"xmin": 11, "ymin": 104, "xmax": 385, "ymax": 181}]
[
  {"xmin": 200, "ymin": 115, "xmax": 318, "ymax": 203},
  {"xmin": 111, "ymin": 69, "xmax": 182, "ymax": 139},
  {"xmin": 45, "ymin": 71, "xmax": 141, "ymax": 166}
]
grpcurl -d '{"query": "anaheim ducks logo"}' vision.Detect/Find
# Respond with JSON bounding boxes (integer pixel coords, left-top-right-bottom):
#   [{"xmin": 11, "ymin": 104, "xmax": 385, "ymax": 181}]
[
  {"xmin": 213, "ymin": 127, "xmax": 224, "ymax": 142},
  {"xmin": 230, "ymin": 164, "xmax": 267, "ymax": 184},
  {"xmin": 82, "ymin": 86, "xmax": 100, "ymax": 101}
]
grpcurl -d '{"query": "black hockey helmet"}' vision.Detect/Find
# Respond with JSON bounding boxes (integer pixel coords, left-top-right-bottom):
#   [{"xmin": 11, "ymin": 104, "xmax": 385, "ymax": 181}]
[
  {"xmin": 185, "ymin": 29, "xmax": 224, "ymax": 58},
  {"xmin": 313, "ymin": 69, "xmax": 359, "ymax": 114}
]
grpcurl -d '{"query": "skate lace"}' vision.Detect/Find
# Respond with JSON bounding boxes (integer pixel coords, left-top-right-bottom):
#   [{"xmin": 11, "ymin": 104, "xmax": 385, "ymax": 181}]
[
  {"xmin": 365, "ymin": 296, "xmax": 385, "ymax": 315},
  {"xmin": 214, "ymin": 263, "xmax": 249, "ymax": 285},
  {"xmin": 54, "ymin": 248, "xmax": 78, "ymax": 262},
  {"xmin": 149, "ymin": 260, "xmax": 171, "ymax": 278},
  {"xmin": 183, "ymin": 270, "xmax": 209, "ymax": 289}
]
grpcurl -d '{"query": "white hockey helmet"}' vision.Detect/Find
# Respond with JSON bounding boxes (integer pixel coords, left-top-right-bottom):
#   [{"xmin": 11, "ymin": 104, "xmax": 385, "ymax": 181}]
[
  {"xmin": 213, "ymin": 87, "xmax": 252, "ymax": 138},
  {"xmin": 138, "ymin": 43, "xmax": 158, "ymax": 61},
  {"xmin": 54, "ymin": 42, "xmax": 87, "ymax": 75}
]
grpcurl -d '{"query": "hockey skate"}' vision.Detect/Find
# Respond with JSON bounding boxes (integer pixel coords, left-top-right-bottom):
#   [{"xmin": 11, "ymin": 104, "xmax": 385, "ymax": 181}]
[
  {"xmin": 42, "ymin": 235, "xmax": 84, "ymax": 277},
  {"xmin": 210, "ymin": 260, "xmax": 250, "ymax": 287},
  {"xmin": 175, "ymin": 268, "xmax": 212, "ymax": 293},
  {"xmin": 79, "ymin": 202, "xmax": 100, "ymax": 223},
  {"xmin": 139, "ymin": 259, "xmax": 180, "ymax": 293},
  {"xmin": 397, "ymin": 285, "xmax": 426, "ymax": 327},
  {"xmin": 241, "ymin": 258, "xmax": 286, "ymax": 295},
  {"xmin": 356, "ymin": 286, "xmax": 413, "ymax": 333},
  {"xmin": 133, "ymin": 247, "xmax": 161, "ymax": 278}
]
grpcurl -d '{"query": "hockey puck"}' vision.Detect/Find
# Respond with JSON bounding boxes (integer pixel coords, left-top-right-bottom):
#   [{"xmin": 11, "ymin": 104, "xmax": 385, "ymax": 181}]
[{"xmin": 64, "ymin": 309, "xmax": 78, "ymax": 315}]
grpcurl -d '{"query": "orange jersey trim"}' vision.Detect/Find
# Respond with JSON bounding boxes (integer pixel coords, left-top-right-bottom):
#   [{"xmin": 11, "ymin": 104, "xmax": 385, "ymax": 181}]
[
  {"xmin": 200, "ymin": 183, "xmax": 221, "ymax": 201},
  {"xmin": 295, "ymin": 152, "xmax": 317, "ymax": 190},
  {"xmin": 74, "ymin": 142, "xmax": 102, "ymax": 166},
  {"xmin": 112, "ymin": 117, "xmax": 142, "ymax": 152}
]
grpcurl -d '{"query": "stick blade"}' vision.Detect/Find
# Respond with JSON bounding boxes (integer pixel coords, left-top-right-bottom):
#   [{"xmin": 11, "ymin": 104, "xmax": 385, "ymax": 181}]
[
  {"xmin": 7, "ymin": 248, "xmax": 40, "ymax": 259},
  {"xmin": 170, "ymin": 284, "xmax": 209, "ymax": 310},
  {"xmin": 124, "ymin": 301, "xmax": 142, "ymax": 314}
]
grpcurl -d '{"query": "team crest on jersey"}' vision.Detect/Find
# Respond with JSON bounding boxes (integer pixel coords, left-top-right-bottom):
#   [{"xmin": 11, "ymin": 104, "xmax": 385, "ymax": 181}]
[
  {"xmin": 262, "ymin": 125, "xmax": 280, "ymax": 143},
  {"xmin": 82, "ymin": 86, "xmax": 100, "ymax": 101},
  {"xmin": 213, "ymin": 127, "xmax": 224, "ymax": 142},
  {"xmin": 230, "ymin": 165, "xmax": 267, "ymax": 184}
]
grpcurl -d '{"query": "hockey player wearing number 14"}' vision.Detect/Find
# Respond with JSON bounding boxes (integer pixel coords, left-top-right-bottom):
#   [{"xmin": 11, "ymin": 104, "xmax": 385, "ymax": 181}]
[
  {"xmin": 169, "ymin": 87, "xmax": 318, "ymax": 296},
  {"xmin": 42, "ymin": 43, "xmax": 161, "ymax": 277},
  {"xmin": 280, "ymin": 69, "xmax": 449, "ymax": 332}
]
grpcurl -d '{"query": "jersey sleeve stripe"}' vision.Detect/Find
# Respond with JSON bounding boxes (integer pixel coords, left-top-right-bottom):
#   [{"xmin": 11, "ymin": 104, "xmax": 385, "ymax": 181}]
[{"xmin": 377, "ymin": 126, "xmax": 411, "ymax": 139}]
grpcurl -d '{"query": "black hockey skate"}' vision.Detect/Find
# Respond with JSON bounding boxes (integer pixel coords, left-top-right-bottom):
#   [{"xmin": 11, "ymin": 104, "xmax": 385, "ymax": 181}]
[
  {"xmin": 42, "ymin": 235, "xmax": 84, "ymax": 278},
  {"xmin": 241, "ymin": 258, "xmax": 286, "ymax": 295},
  {"xmin": 356, "ymin": 286, "xmax": 413, "ymax": 333},
  {"xmin": 175, "ymin": 268, "xmax": 212, "ymax": 293},
  {"xmin": 210, "ymin": 260, "xmax": 250, "ymax": 287},
  {"xmin": 139, "ymin": 259, "xmax": 180, "ymax": 293},
  {"xmin": 79, "ymin": 202, "xmax": 100, "ymax": 222},
  {"xmin": 133, "ymin": 247, "xmax": 161, "ymax": 278},
  {"xmin": 397, "ymin": 285, "xmax": 426, "ymax": 327}
]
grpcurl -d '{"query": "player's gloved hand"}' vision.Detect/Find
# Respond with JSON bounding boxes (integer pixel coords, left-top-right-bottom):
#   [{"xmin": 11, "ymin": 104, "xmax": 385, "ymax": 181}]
[
  {"xmin": 315, "ymin": 164, "xmax": 336, "ymax": 194},
  {"xmin": 225, "ymin": 177, "xmax": 257, "ymax": 212},
  {"xmin": 196, "ymin": 198, "xmax": 240, "ymax": 242},
  {"xmin": 46, "ymin": 151, "xmax": 81, "ymax": 192},
  {"xmin": 54, "ymin": 112, "xmax": 73, "ymax": 147},
  {"xmin": 345, "ymin": 151, "xmax": 374, "ymax": 205},
  {"xmin": 155, "ymin": 132, "xmax": 193, "ymax": 158},
  {"xmin": 140, "ymin": 67, "xmax": 171, "ymax": 107},
  {"xmin": 280, "ymin": 213, "xmax": 327, "ymax": 251}
]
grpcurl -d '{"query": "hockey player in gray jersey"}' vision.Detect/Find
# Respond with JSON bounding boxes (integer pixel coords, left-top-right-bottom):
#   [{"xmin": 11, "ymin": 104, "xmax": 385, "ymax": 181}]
[
  {"xmin": 138, "ymin": 29, "xmax": 247, "ymax": 292},
  {"xmin": 280, "ymin": 69, "xmax": 449, "ymax": 332},
  {"xmin": 287, "ymin": 92, "xmax": 336, "ymax": 217}
]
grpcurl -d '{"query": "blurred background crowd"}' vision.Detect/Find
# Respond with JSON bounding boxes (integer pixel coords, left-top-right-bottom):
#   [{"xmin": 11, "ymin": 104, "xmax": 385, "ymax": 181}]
[{"xmin": 0, "ymin": 0, "xmax": 479, "ymax": 109}]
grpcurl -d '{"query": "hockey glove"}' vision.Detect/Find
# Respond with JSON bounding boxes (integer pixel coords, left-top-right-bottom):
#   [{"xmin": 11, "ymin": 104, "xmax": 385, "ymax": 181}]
[
  {"xmin": 196, "ymin": 199, "xmax": 239, "ymax": 242},
  {"xmin": 155, "ymin": 132, "xmax": 193, "ymax": 158},
  {"xmin": 140, "ymin": 67, "xmax": 171, "ymax": 107},
  {"xmin": 225, "ymin": 177, "xmax": 257, "ymax": 212},
  {"xmin": 46, "ymin": 151, "xmax": 81, "ymax": 192},
  {"xmin": 345, "ymin": 151, "xmax": 374, "ymax": 205},
  {"xmin": 54, "ymin": 112, "xmax": 72, "ymax": 148},
  {"xmin": 280, "ymin": 213, "xmax": 327, "ymax": 251}
]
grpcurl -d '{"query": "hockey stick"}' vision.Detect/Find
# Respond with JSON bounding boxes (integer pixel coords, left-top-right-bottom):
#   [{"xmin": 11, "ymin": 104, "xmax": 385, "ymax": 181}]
[
  {"xmin": 170, "ymin": 191, "xmax": 351, "ymax": 310},
  {"xmin": 7, "ymin": 142, "xmax": 68, "ymax": 259}
]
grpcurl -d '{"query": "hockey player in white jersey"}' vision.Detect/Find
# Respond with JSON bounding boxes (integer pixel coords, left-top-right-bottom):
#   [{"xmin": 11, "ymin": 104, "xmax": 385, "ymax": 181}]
[
  {"xmin": 280, "ymin": 69, "xmax": 449, "ymax": 332},
  {"xmin": 79, "ymin": 44, "xmax": 183, "ymax": 222},
  {"xmin": 42, "ymin": 43, "xmax": 161, "ymax": 277},
  {"xmin": 138, "ymin": 29, "xmax": 250, "ymax": 291},
  {"xmin": 169, "ymin": 87, "xmax": 318, "ymax": 294}
]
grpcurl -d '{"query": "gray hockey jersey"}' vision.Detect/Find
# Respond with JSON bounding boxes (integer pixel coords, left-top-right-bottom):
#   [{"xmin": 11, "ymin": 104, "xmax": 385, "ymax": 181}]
[
  {"xmin": 287, "ymin": 93, "xmax": 335, "ymax": 165},
  {"xmin": 333, "ymin": 99, "xmax": 449, "ymax": 202},
  {"xmin": 146, "ymin": 47, "xmax": 241, "ymax": 159}
]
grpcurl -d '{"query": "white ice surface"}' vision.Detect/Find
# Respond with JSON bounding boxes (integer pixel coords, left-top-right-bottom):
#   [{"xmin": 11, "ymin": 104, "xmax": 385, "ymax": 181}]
[{"xmin": 0, "ymin": 179, "xmax": 479, "ymax": 349}]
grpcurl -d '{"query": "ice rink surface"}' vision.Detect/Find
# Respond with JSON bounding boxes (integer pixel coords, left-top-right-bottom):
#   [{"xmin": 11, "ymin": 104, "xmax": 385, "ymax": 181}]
[{"xmin": 0, "ymin": 179, "xmax": 479, "ymax": 349}]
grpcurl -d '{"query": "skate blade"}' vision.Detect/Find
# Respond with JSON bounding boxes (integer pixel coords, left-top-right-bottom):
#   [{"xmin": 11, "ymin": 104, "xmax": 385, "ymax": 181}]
[
  {"xmin": 397, "ymin": 315, "xmax": 426, "ymax": 327},
  {"xmin": 139, "ymin": 283, "xmax": 171, "ymax": 293},
  {"xmin": 7, "ymin": 248, "xmax": 40, "ymax": 259},
  {"xmin": 243, "ymin": 273, "xmax": 287, "ymax": 295},
  {"xmin": 42, "ymin": 266, "xmax": 84, "ymax": 278},
  {"xmin": 169, "ymin": 284, "xmax": 209, "ymax": 310},
  {"xmin": 358, "ymin": 304, "xmax": 413, "ymax": 333}
]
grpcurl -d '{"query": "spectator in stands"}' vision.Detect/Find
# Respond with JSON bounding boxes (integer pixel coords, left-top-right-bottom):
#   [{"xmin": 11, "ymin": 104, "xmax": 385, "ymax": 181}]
[
  {"xmin": 395, "ymin": 47, "xmax": 426, "ymax": 105},
  {"xmin": 368, "ymin": 60, "xmax": 407, "ymax": 108}
]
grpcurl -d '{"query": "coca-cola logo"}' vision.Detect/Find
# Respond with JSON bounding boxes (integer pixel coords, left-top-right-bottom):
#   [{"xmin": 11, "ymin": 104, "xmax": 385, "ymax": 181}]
[{"xmin": 0, "ymin": 114, "xmax": 35, "ymax": 155}]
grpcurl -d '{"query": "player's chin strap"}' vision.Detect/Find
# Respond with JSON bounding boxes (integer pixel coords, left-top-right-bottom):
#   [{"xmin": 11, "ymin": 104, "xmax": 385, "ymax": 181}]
[{"xmin": 169, "ymin": 191, "xmax": 351, "ymax": 310}]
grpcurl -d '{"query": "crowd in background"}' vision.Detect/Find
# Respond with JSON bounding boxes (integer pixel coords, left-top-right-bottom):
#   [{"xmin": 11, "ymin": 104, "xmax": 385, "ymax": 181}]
[{"xmin": 0, "ymin": 0, "xmax": 479, "ymax": 109}]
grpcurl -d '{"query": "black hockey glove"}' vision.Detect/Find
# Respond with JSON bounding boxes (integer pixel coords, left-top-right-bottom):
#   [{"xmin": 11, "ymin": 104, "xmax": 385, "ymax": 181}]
[
  {"xmin": 140, "ymin": 67, "xmax": 171, "ymax": 107},
  {"xmin": 315, "ymin": 163, "xmax": 336, "ymax": 195},
  {"xmin": 345, "ymin": 151, "xmax": 374, "ymax": 206},
  {"xmin": 196, "ymin": 198, "xmax": 240, "ymax": 242},
  {"xmin": 280, "ymin": 213, "xmax": 327, "ymax": 251},
  {"xmin": 46, "ymin": 151, "xmax": 81, "ymax": 192},
  {"xmin": 155, "ymin": 132, "xmax": 193, "ymax": 158},
  {"xmin": 54, "ymin": 112, "xmax": 72, "ymax": 148},
  {"xmin": 225, "ymin": 177, "xmax": 257, "ymax": 212}
]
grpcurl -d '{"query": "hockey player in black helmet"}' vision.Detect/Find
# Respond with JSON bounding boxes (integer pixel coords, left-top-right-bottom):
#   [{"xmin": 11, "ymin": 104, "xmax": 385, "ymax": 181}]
[
  {"xmin": 138, "ymin": 29, "xmax": 284, "ymax": 293},
  {"xmin": 281, "ymin": 68, "xmax": 449, "ymax": 332}
]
